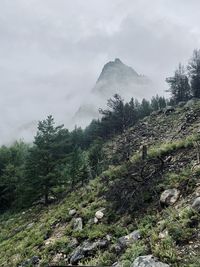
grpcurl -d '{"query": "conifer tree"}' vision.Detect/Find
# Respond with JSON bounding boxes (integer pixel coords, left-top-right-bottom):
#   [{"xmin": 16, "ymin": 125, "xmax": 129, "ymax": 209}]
[
  {"xmin": 166, "ymin": 63, "xmax": 190, "ymax": 103},
  {"xmin": 24, "ymin": 115, "xmax": 70, "ymax": 205},
  {"xmin": 188, "ymin": 49, "xmax": 200, "ymax": 98}
]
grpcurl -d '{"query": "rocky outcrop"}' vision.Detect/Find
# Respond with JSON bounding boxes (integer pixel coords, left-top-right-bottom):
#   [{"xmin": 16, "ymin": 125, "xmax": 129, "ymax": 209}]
[{"xmin": 131, "ymin": 255, "xmax": 170, "ymax": 267}]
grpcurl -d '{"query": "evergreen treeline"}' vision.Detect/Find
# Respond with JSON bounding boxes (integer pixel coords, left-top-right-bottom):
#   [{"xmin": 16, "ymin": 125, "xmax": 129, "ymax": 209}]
[
  {"xmin": 1, "ymin": 48, "xmax": 200, "ymax": 213},
  {"xmin": 0, "ymin": 94, "xmax": 167, "ymax": 212},
  {"xmin": 166, "ymin": 49, "xmax": 200, "ymax": 103}
]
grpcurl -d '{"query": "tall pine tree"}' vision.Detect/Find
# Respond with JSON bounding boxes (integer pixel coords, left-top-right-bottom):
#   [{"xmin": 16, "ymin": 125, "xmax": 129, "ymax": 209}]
[
  {"xmin": 166, "ymin": 63, "xmax": 190, "ymax": 103},
  {"xmin": 24, "ymin": 115, "xmax": 70, "ymax": 205}
]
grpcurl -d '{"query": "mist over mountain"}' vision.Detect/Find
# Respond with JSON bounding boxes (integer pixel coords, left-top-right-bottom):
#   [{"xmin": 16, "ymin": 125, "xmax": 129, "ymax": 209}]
[
  {"xmin": 93, "ymin": 58, "xmax": 152, "ymax": 98},
  {"xmin": 73, "ymin": 58, "xmax": 155, "ymax": 127}
]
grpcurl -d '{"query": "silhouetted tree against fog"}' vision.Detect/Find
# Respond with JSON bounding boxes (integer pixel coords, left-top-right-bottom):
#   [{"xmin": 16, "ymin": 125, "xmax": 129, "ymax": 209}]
[
  {"xmin": 166, "ymin": 63, "xmax": 190, "ymax": 103},
  {"xmin": 188, "ymin": 49, "xmax": 200, "ymax": 98}
]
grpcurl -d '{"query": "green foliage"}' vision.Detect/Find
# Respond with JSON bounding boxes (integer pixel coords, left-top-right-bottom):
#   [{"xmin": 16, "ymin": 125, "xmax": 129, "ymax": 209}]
[
  {"xmin": 82, "ymin": 250, "xmax": 116, "ymax": 266},
  {"xmin": 150, "ymin": 234, "xmax": 178, "ymax": 263},
  {"xmin": 85, "ymin": 93, "xmax": 168, "ymax": 144},
  {"xmin": 166, "ymin": 63, "xmax": 191, "ymax": 103},
  {"xmin": 88, "ymin": 140, "xmax": 105, "ymax": 176},
  {"xmin": 151, "ymin": 95, "xmax": 167, "ymax": 110},
  {"xmin": 188, "ymin": 49, "xmax": 200, "ymax": 98},
  {"xmin": 24, "ymin": 115, "xmax": 71, "ymax": 205},
  {"xmin": 120, "ymin": 241, "xmax": 147, "ymax": 267},
  {"xmin": 0, "ymin": 141, "xmax": 29, "ymax": 211}
]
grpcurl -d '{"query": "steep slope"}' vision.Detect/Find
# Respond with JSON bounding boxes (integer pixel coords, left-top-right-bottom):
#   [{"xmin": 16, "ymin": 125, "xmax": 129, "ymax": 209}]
[{"xmin": 0, "ymin": 101, "xmax": 200, "ymax": 267}]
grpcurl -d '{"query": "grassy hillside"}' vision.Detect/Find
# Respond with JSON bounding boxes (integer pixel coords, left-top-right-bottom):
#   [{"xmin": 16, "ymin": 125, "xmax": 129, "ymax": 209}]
[{"xmin": 0, "ymin": 102, "xmax": 200, "ymax": 267}]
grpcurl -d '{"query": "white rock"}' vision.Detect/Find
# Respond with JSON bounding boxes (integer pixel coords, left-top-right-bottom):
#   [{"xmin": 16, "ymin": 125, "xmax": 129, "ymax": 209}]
[
  {"xmin": 69, "ymin": 209, "xmax": 77, "ymax": 216},
  {"xmin": 95, "ymin": 210, "xmax": 104, "ymax": 219},
  {"xmin": 158, "ymin": 230, "xmax": 168, "ymax": 239},
  {"xmin": 94, "ymin": 217, "xmax": 99, "ymax": 224}
]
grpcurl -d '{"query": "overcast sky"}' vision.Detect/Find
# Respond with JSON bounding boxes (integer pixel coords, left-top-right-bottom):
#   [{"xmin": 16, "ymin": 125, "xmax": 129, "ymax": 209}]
[{"xmin": 0, "ymin": 0, "xmax": 200, "ymax": 143}]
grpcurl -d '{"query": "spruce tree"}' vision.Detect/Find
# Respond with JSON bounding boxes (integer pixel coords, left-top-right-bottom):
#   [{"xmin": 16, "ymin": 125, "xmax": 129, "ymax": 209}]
[
  {"xmin": 166, "ymin": 63, "xmax": 190, "ymax": 103},
  {"xmin": 188, "ymin": 49, "xmax": 200, "ymax": 98},
  {"xmin": 24, "ymin": 115, "xmax": 70, "ymax": 205}
]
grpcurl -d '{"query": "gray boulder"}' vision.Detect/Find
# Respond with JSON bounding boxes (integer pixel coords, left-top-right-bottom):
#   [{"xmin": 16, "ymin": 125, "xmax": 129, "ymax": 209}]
[
  {"xmin": 118, "ymin": 230, "xmax": 141, "ymax": 248},
  {"xmin": 70, "ymin": 247, "xmax": 84, "ymax": 265},
  {"xmin": 70, "ymin": 239, "xmax": 108, "ymax": 264},
  {"xmin": 95, "ymin": 210, "xmax": 104, "ymax": 219},
  {"xmin": 131, "ymin": 255, "xmax": 170, "ymax": 267},
  {"xmin": 160, "ymin": 189, "xmax": 180, "ymax": 206},
  {"xmin": 192, "ymin": 197, "xmax": 200, "ymax": 212}
]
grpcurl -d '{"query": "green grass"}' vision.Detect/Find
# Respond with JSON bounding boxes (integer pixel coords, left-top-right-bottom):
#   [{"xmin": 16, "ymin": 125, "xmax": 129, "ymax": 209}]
[{"xmin": 0, "ymin": 126, "xmax": 200, "ymax": 266}]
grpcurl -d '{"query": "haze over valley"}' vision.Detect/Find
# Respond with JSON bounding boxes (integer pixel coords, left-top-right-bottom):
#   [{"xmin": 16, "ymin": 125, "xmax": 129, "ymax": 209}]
[{"xmin": 1, "ymin": 0, "xmax": 200, "ymax": 143}]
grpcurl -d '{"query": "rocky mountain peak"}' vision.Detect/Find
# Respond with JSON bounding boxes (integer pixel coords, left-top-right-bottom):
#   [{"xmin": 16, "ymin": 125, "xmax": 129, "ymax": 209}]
[
  {"xmin": 96, "ymin": 58, "xmax": 138, "ymax": 85},
  {"xmin": 93, "ymin": 58, "xmax": 153, "ymax": 100}
]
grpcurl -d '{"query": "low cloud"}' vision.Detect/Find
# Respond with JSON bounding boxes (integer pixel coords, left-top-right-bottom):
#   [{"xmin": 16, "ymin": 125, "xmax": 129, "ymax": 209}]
[{"xmin": 0, "ymin": 0, "xmax": 199, "ymax": 144}]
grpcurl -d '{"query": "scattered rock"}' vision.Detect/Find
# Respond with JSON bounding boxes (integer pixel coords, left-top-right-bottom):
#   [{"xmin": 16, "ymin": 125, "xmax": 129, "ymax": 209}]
[
  {"xmin": 160, "ymin": 189, "xmax": 180, "ymax": 206},
  {"xmin": 131, "ymin": 255, "xmax": 170, "ymax": 267},
  {"xmin": 69, "ymin": 209, "xmax": 77, "ymax": 216},
  {"xmin": 192, "ymin": 197, "xmax": 200, "ymax": 212},
  {"xmin": 70, "ymin": 239, "xmax": 108, "ymax": 264},
  {"xmin": 95, "ymin": 210, "xmax": 104, "ymax": 219},
  {"xmin": 70, "ymin": 247, "xmax": 84, "ymax": 265},
  {"xmin": 118, "ymin": 230, "xmax": 140, "ymax": 248},
  {"xmin": 106, "ymin": 234, "xmax": 112, "ymax": 241},
  {"xmin": 73, "ymin": 217, "xmax": 83, "ymax": 231},
  {"xmin": 158, "ymin": 230, "xmax": 168, "ymax": 239},
  {"xmin": 94, "ymin": 217, "xmax": 99, "ymax": 224}
]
